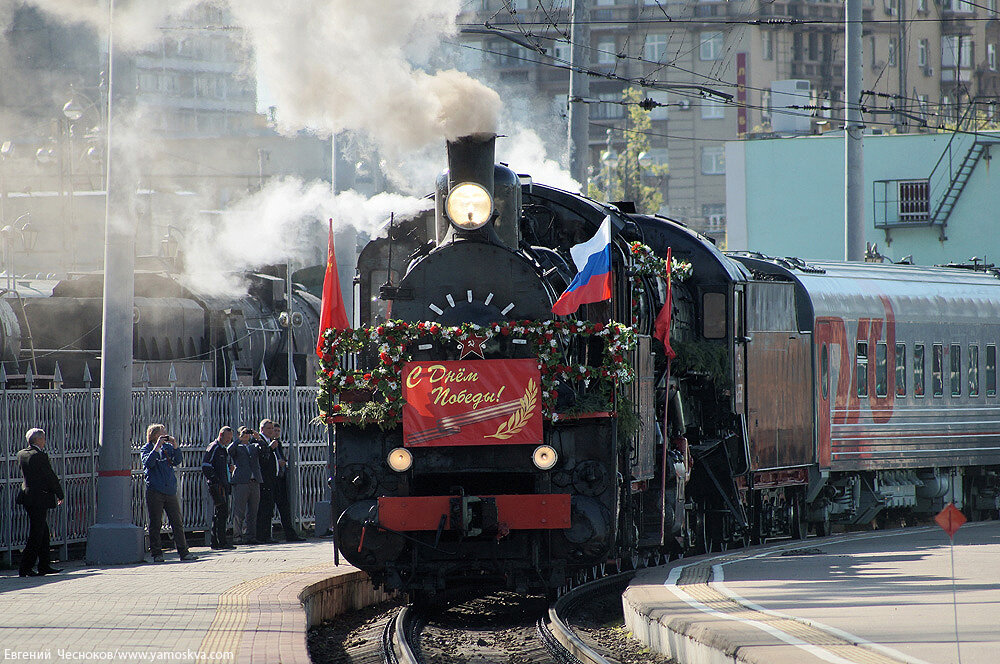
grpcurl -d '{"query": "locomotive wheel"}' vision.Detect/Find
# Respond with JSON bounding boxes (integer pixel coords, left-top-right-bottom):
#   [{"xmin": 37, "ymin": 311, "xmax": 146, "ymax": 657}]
[{"xmin": 790, "ymin": 491, "xmax": 808, "ymax": 540}]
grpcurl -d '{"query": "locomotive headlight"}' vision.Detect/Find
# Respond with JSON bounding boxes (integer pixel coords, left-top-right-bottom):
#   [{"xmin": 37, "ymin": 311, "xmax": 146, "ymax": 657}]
[
  {"xmin": 445, "ymin": 182, "xmax": 493, "ymax": 230},
  {"xmin": 532, "ymin": 445, "xmax": 558, "ymax": 470},
  {"xmin": 387, "ymin": 447, "xmax": 413, "ymax": 473}
]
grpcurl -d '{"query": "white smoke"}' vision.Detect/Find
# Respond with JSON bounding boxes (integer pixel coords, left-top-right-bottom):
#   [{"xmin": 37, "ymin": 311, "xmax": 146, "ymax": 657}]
[
  {"xmin": 228, "ymin": 0, "xmax": 502, "ymax": 150},
  {"xmin": 497, "ymin": 129, "xmax": 581, "ymax": 192},
  {"xmin": 179, "ymin": 178, "xmax": 431, "ymax": 296}
]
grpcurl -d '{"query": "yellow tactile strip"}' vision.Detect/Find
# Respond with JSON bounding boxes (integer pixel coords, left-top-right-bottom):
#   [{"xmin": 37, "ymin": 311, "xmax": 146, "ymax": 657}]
[
  {"xmin": 199, "ymin": 562, "xmax": 336, "ymax": 661},
  {"xmin": 676, "ymin": 561, "xmax": 909, "ymax": 664}
]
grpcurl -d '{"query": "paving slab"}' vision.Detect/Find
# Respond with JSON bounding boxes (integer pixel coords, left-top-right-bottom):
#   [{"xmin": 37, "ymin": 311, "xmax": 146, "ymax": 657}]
[
  {"xmin": 624, "ymin": 521, "xmax": 1000, "ymax": 664},
  {"xmin": 1, "ymin": 539, "xmax": 361, "ymax": 663}
]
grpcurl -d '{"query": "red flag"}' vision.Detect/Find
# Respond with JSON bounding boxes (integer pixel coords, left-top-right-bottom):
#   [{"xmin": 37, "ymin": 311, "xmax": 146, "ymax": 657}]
[
  {"xmin": 316, "ymin": 219, "xmax": 350, "ymax": 357},
  {"xmin": 653, "ymin": 247, "xmax": 675, "ymax": 359}
]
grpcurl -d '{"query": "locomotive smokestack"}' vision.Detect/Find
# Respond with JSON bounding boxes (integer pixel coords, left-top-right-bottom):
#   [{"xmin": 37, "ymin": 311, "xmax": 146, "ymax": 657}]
[
  {"xmin": 436, "ymin": 134, "xmax": 502, "ymax": 245},
  {"xmin": 447, "ymin": 133, "xmax": 496, "ymax": 193}
]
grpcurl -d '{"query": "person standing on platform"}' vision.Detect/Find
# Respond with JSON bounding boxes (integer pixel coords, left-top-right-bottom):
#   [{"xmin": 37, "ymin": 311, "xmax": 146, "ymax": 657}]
[
  {"xmin": 17, "ymin": 428, "xmax": 64, "ymax": 577},
  {"xmin": 255, "ymin": 419, "xmax": 279, "ymax": 544},
  {"xmin": 270, "ymin": 423, "xmax": 304, "ymax": 542},
  {"xmin": 202, "ymin": 426, "xmax": 235, "ymax": 550},
  {"xmin": 229, "ymin": 426, "xmax": 262, "ymax": 545},
  {"xmin": 141, "ymin": 424, "xmax": 198, "ymax": 562}
]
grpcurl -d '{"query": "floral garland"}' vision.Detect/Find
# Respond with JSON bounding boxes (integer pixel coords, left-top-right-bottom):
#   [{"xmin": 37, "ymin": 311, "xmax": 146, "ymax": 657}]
[
  {"xmin": 627, "ymin": 241, "xmax": 693, "ymax": 326},
  {"xmin": 317, "ymin": 319, "xmax": 636, "ymax": 427}
]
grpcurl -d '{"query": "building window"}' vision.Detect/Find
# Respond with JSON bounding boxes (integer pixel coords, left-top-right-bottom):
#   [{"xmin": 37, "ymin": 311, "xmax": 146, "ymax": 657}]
[
  {"xmin": 988, "ymin": 345, "xmax": 996, "ymax": 396},
  {"xmin": 970, "ymin": 345, "xmax": 980, "ymax": 396},
  {"xmin": 701, "ymin": 97, "xmax": 725, "ymax": 119},
  {"xmin": 942, "ymin": 35, "xmax": 972, "ymax": 70},
  {"xmin": 553, "ymin": 40, "xmax": 570, "ymax": 62},
  {"xmin": 597, "ymin": 39, "xmax": 616, "ymax": 64},
  {"xmin": 990, "ymin": 43, "xmax": 997, "ymax": 71},
  {"xmin": 763, "ymin": 31, "xmax": 773, "ymax": 61},
  {"xmin": 808, "ymin": 33, "xmax": 819, "ymax": 61},
  {"xmin": 895, "ymin": 343, "xmax": 907, "ymax": 396},
  {"xmin": 951, "ymin": 343, "xmax": 962, "ymax": 396},
  {"xmin": 761, "ymin": 90, "xmax": 771, "ymax": 123},
  {"xmin": 700, "ymin": 31, "xmax": 724, "ymax": 61},
  {"xmin": 919, "ymin": 39, "xmax": 929, "ymax": 69},
  {"xmin": 899, "ymin": 180, "xmax": 930, "ymax": 221},
  {"xmin": 914, "ymin": 343, "xmax": 926, "ymax": 396},
  {"xmin": 645, "ymin": 34, "xmax": 667, "ymax": 62},
  {"xmin": 933, "ymin": 343, "xmax": 944, "ymax": 396},
  {"xmin": 870, "ymin": 36, "xmax": 878, "ymax": 68},
  {"xmin": 701, "ymin": 146, "xmax": 725, "ymax": 174},
  {"xmin": 593, "ymin": 92, "xmax": 624, "ymax": 119},
  {"xmin": 888, "ymin": 38, "xmax": 897, "ymax": 67},
  {"xmin": 857, "ymin": 341, "xmax": 869, "ymax": 398},
  {"xmin": 919, "ymin": 0, "xmax": 928, "ymax": 10}
]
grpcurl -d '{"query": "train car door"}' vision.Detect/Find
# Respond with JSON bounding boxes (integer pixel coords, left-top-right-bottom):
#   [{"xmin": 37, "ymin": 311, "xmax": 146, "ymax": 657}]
[
  {"xmin": 813, "ymin": 319, "xmax": 841, "ymax": 469},
  {"xmin": 733, "ymin": 285, "xmax": 746, "ymax": 416}
]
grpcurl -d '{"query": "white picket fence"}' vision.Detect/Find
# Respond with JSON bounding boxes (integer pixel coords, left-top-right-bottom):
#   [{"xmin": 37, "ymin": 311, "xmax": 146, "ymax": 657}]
[{"xmin": 1, "ymin": 377, "xmax": 328, "ymax": 563}]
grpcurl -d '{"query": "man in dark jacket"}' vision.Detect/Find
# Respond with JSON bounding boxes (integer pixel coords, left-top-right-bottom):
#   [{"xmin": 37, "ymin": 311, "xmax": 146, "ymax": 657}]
[
  {"xmin": 17, "ymin": 428, "xmax": 64, "ymax": 577},
  {"xmin": 255, "ymin": 419, "xmax": 303, "ymax": 543},
  {"xmin": 202, "ymin": 426, "xmax": 235, "ymax": 550}
]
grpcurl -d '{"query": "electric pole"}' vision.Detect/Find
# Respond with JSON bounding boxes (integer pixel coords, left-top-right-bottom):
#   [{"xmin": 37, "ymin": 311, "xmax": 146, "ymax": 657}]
[{"xmin": 567, "ymin": 0, "xmax": 590, "ymax": 190}]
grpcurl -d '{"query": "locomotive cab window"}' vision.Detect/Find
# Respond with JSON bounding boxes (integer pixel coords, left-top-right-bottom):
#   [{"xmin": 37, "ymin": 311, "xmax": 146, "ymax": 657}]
[
  {"xmin": 856, "ymin": 341, "xmax": 869, "ymax": 398},
  {"xmin": 950, "ymin": 343, "xmax": 962, "ymax": 397},
  {"xmin": 988, "ymin": 345, "xmax": 997, "ymax": 397},
  {"xmin": 932, "ymin": 344, "xmax": 943, "ymax": 397},
  {"xmin": 969, "ymin": 345, "xmax": 980, "ymax": 397},
  {"xmin": 895, "ymin": 343, "xmax": 906, "ymax": 396},
  {"xmin": 702, "ymin": 292, "xmax": 727, "ymax": 339},
  {"xmin": 875, "ymin": 341, "xmax": 888, "ymax": 397}
]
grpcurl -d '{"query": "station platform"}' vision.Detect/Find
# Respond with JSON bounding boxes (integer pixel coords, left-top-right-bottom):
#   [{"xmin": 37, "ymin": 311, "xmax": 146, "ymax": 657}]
[
  {"xmin": 624, "ymin": 521, "xmax": 1000, "ymax": 664},
  {"xmin": 1, "ymin": 539, "xmax": 375, "ymax": 663}
]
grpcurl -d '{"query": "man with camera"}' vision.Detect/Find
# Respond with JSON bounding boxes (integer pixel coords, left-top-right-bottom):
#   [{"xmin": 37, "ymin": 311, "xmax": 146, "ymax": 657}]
[
  {"xmin": 141, "ymin": 424, "xmax": 198, "ymax": 562},
  {"xmin": 229, "ymin": 426, "xmax": 263, "ymax": 545},
  {"xmin": 17, "ymin": 428, "xmax": 64, "ymax": 577}
]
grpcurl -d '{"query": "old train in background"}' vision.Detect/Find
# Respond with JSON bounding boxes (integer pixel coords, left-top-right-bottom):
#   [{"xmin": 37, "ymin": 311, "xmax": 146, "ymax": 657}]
[
  {"xmin": 324, "ymin": 132, "xmax": 1000, "ymax": 598},
  {"xmin": 0, "ymin": 266, "xmax": 321, "ymax": 387}
]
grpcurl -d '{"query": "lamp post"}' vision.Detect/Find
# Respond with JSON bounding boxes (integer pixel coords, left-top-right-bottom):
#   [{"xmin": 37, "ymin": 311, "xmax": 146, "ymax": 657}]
[
  {"xmin": 1, "ymin": 212, "xmax": 35, "ymax": 293},
  {"xmin": 62, "ymin": 86, "xmax": 106, "ymax": 272}
]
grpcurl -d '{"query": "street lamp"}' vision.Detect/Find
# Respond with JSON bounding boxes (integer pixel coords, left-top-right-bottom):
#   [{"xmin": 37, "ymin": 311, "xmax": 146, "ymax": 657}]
[{"xmin": 1, "ymin": 212, "xmax": 35, "ymax": 293}]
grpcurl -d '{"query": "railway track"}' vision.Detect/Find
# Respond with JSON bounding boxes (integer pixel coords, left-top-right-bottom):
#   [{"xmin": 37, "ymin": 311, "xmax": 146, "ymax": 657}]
[{"xmin": 379, "ymin": 572, "xmax": 640, "ymax": 664}]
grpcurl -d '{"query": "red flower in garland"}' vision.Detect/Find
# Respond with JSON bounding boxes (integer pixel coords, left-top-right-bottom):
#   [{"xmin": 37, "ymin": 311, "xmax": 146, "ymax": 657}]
[{"xmin": 363, "ymin": 373, "xmax": 372, "ymax": 381}]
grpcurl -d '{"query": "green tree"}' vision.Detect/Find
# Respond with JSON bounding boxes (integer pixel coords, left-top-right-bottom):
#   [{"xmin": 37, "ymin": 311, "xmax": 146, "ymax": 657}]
[{"xmin": 587, "ymin": 87, "xmax": 668, "ymax": 214}]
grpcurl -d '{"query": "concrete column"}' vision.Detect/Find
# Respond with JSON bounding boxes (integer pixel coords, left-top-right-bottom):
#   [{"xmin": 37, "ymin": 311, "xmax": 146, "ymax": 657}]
[{"xmin": 86, "ymin": 0, "xmax": 144, "ymax": 563}]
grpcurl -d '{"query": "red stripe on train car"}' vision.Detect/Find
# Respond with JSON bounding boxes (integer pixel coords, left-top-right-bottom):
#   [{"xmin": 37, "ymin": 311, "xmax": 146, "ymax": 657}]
[{"xmin": 378, "ymin": 494, "xmax": 572, "ymax": 531}]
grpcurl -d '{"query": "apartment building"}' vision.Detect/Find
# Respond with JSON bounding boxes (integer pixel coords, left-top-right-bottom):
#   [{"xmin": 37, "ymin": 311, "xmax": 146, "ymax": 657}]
[{"xmin": 458, "ymin": 0, "xmax": 1000, "ymax": 245}]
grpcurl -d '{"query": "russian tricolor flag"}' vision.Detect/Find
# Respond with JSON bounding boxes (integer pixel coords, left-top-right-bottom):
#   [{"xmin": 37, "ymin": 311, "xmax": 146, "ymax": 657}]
[{"xmin": 552, "ymin": 216, "xmax": 612, "ymax": 316}]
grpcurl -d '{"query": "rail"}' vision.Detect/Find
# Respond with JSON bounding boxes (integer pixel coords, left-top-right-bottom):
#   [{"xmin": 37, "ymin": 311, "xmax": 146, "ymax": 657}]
[{"xmin": 2, "ymin": 374, "xmax": 327, "ymax": 565}]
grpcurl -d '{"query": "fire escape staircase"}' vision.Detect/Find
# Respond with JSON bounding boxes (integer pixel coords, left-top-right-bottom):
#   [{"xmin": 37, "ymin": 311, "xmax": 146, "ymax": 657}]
[{"xmin": 928, "ymin": 139, "xmax": 998, "ymax": 238}]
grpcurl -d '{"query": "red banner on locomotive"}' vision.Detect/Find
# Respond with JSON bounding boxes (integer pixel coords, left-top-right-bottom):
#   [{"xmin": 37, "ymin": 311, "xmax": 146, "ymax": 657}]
[{"xmin": 402, "ymin": 358, "xmax": 542, "ymax": 446}]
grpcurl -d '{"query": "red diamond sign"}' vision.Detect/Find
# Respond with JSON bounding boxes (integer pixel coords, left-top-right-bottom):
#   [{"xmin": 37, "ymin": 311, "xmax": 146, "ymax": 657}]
[{"xmin": 934, "ymin": 502, "xmax": 967, "ymax": 539}]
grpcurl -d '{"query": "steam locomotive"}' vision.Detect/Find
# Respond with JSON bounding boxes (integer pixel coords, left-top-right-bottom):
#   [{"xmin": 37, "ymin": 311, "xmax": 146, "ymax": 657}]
[
  {"xmin": 322, "ymin": 133, "xmax": 1000, "ymax": 597},
  {"xmin": 0, "ymin": 267, "xmax": 321, "ymax": 387}
]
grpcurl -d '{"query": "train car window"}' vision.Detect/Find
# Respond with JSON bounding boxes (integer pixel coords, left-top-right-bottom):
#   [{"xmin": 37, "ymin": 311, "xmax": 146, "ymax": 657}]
[
  {"xmin": 702, "ymin": 292, "xmax": 726, "ymax": 339},
  {"xmin": 969, "ymin": 345, "xmax": 980, "ymax": 397},
  {"xmin": 988, "ymin": 345, "xmax": 997, "ymax": 397},
  {"xmin": 895, "ymin": 343, "xmax": 906, "ymax": 396},
  {"xmin": 875, "ymin": 342, "xmax": 888, "ymax": 397},
  {"xmin": 914, "ymin": 344, "xmax": 925, "ymax": 397},
  {"xmin": 856, "ymin": 341, "xmax": 868, "ymax": 397},
  {"xmin": 932, "ymin": 344, "xmax": 943, "ymax": 396},
  {"xmin": 821, "ymin": 344, "xmax": 829, "ymax": 399},
  {"xmin": 950, "ymin": 343, "xmax": 962, "ymax": 397}
]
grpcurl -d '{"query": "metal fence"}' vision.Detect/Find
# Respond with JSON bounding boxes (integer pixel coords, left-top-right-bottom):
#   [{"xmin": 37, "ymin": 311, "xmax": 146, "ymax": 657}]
[{"xmin": 1, "ymin": 378, "xmax": 328, "ymax": 564}]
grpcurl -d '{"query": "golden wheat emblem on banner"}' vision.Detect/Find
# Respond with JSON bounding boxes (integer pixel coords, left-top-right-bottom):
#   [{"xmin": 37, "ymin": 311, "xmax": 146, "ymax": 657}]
[{"xmin": 485, "ymin": 378, "xmax": 538, "ymax": 440}]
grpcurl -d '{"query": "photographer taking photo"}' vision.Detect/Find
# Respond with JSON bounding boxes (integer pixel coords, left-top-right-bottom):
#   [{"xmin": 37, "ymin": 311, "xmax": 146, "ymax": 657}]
[{"xmin": 141, "ymin": 424, "xmax": 198, "ymax": 563}]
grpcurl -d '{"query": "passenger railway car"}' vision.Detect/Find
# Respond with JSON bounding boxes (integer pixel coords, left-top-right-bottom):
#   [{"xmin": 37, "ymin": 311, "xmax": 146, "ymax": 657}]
[{"xmin": 320, "ymin": 132, "xmax": 1000, "ymax": 597}]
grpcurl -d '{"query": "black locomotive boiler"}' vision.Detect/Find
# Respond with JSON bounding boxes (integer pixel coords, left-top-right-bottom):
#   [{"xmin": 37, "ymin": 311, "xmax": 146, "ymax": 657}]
[{"xmin": 321, "ymin": 132, "xmax": 1000, "ymax": 598}]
